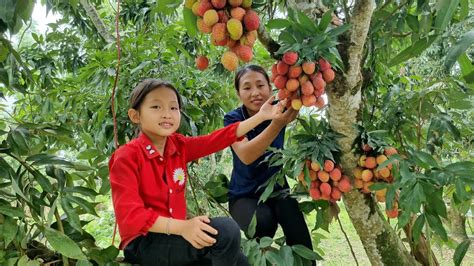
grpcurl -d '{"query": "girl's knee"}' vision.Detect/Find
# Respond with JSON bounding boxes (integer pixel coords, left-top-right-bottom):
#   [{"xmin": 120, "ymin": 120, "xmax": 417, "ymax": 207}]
[{"xmin": 210, "ymin": 217, "xmax": 241, "ymax": 241}]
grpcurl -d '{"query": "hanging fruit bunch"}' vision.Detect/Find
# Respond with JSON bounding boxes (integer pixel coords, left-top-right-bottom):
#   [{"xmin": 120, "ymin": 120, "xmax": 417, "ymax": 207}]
[
  {"xmin": 266, "ymin": 116, "xmax": 350, "ymax": 205},
  {"xmin": 272, "ymin": 52, "xmax": 335, "ymax": 110},
  {"xmin": 352, "ymin": 126, "xmax": 400, "ymax": 218},
  {"xmin": 266, "ymin": 9, "xmax": 349, "ymax": 110},
  {"xmin": 298, "ymin": 159, "xmax": 352, "ymax": 203},
  {"xmin": 184, "ymin": 0, "xmax": 260, "ymax": 71}
]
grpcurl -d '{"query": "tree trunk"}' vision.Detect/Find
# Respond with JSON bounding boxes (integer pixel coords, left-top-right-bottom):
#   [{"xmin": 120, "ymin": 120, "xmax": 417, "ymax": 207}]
[
  {"xmin": 447, "ymin": 199, "xmax": 469, "ymax": 243},
  {"xmin": 286, "ymin": 0, "xmax": 420, "ymax": 264}
]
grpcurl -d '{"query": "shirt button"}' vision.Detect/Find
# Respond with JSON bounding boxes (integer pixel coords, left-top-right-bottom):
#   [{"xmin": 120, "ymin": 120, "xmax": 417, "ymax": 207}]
[
  {"xmin": 169, "ymin": 208, "xmax": 173, "ymax": 213},
  {"xmin": 169, "ymin": 189, "xmax": 172, "ymax": 194},
  {"xmin": 159, "ymin": 157, "xmax": 163, "ymax": 161}
]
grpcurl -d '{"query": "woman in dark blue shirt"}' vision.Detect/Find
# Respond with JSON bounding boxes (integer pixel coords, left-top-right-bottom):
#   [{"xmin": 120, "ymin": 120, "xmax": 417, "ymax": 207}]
[{"xmin": 224, "ymin": 65, "xmax": 314, "ymax": 260}]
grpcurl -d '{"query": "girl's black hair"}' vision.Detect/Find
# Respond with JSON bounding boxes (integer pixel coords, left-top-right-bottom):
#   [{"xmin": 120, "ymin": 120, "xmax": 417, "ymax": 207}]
[
  {"xmin": 234, "ymin": 65, "xmax": 270, "ymax": 92},
  {"xmin": 129, "ymin": 78, "xmax": 182, "ymax": 110}
]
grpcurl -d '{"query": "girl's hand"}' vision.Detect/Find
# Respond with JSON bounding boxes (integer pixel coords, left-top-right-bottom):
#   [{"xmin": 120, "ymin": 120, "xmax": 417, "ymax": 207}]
[
  {"xmin": 258, "ymin": 96, "xmax": 287, "ymax": 121},
  {"xmin": 180, "ymin": 216, "xmax": 217, "ymax": 249}
]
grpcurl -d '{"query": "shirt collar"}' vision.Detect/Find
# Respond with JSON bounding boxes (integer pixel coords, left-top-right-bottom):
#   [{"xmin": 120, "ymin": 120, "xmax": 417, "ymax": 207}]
[
  {"xmin": 137, "ymin": 132, "xmax": 179, "ymax": 159},
  {"xmin": 240, "ymin": 105, "xmax": 250, "ymax": 119}
]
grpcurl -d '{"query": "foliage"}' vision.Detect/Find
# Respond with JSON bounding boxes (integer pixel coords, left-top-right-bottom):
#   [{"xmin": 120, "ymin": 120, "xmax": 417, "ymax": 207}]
[{"xmin": 266, "ymin": 8, "xmax": 348, "ymax": 69}]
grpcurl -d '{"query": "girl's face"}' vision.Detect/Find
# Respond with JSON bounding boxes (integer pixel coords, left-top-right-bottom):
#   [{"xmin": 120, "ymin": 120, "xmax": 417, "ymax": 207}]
[
  {"xmin": 237, "ymin": 71, "xmax": 272, "ymax": 116},
  {"xmin": 129, "ymin": 86, "xmax": 181, "ymax": 139}
]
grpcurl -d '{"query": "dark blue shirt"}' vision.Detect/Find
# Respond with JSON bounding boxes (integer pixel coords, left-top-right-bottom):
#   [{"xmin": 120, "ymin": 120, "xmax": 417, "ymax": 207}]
[{"xmin": 224, "ymin": 106, "xmax": 287, "ymax": 199}]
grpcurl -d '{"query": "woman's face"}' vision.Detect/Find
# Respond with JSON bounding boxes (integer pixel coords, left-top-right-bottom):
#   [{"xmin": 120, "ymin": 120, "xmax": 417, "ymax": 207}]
[{"xmin": 237, "ymin": 71, "xmax": 272, "ymax": 116}]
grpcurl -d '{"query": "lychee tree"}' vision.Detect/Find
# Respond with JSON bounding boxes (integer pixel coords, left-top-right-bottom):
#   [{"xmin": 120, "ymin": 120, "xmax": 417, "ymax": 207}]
[{"xmin": 246, "ymin": 0, "xmax": 473, "ymax": 265}]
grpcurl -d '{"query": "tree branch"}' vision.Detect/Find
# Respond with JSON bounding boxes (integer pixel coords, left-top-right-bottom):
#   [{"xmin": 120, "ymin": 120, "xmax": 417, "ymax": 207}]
[
  {"xmin": 257, "ymin": 23, "xmax": 280, "ymax": 59},
  {"xmin": 79, "ymin": 0, "xmax": 115, "ymax": 43},
  {"xmin": 344, "ymin": 0, "xmax": 376, "ymax": 93}
]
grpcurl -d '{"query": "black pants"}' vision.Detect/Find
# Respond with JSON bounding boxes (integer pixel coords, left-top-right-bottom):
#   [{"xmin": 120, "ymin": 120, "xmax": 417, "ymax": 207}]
[
  {"xmin": 229, "ymin": 196, "xmax": 316, "ymax": 265},
  {"xmin": 124, "ymin": 217, "xmax": 249, "ymax": 266}
]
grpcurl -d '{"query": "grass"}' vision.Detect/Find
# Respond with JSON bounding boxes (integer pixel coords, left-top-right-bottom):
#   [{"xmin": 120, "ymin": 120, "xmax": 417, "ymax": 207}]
[{"xmin": 297, "ymin": 202, "xmax": 474, "ymax": 266}]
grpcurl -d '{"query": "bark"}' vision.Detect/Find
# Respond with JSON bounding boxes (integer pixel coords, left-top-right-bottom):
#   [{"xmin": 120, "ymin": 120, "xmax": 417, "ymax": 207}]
[
  {"xmin": 257, "ymin": 23, "xmax": 280, "ymax": 59},
  {"xmin": 79, "ymin": 0, "xmax": 115, "ymax": 43},
  {"xmin": 404, "ymin": 216, "xmax": 439, "ymax": 265},
  {"xmin": 447, "ymin": 199, "xmax": 469, "ymax": 243}
]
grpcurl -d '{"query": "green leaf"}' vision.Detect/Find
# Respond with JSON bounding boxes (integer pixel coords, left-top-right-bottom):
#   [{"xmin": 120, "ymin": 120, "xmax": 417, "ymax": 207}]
[
  {"xmin": 445, "ymin": 30, "xmax": 474, "ymax": 71},
  {"xmin": 87, "ymin": 245, "xmax": 119, "ymax": 264},
  {"xmin": 3, "ymin": 216, "xmax": 18, "ymax": 247},
  {"xmin": 318, "ymin": 10, "xmax": 333, "ymax": 32},
  {"xmin": 425, "ymin": 213, "xmax": 447, "ymax": 241},
  {"xmin": 63, "ymin": 186, "xmax": 99, "ymax": 198},
  {"xmin": 259, "ymin": 237, "xmax": 273, "ymax": 248},
  {"xmin": 76, "ymin": 260, "xmax": 93, "ymax": 266},
  {"xmin": 15, "ymin": 0, "xmax": 34, "ymax": 22},
  {"xmin": 60, "ymin": 197, "xmax": 82, "ymax": 232},
  {"xmin": 445, "ymin": 161, "xmax": 474, "ymax": 177},
  {"xmin": 405, "ymin": 14, "xmax": 419, "ymax": 32},
  {"xmin": 412, "ymin": 214, "xmax": 425, "ymax": 244},
  {"xmin": 453, "ymin": 240, "xmax": 470, "ymax": 266},
  {"xmin": 8, "ymin": 127, "xmax": 29, "ymax": 154},
  {"xmin": 183, "ymin": 8, "xmax": 197, "ymax": 38},
  {"xmin": 459, "ymin": 0, "xmax": 468, "ymax": 20},
  {"xmin": 292, "ymin": 244, "xmax": 322, "ymax": 260},
  {"xmin": 297, "ymin": 11, "xmax": 318, "ymax": 34},
  {"xmin": 26, "ymin": 154, "xmax": 72, "ymax": 166},
  {"xmin": 77, "ymin": 149, "xmax": 100, "ymax": 160},
  {"xmin": 264, "ymin": 250, "xmax": 283, "ymax": 266},
  {"xmin": 17, "ymin": 255, "xmax": 41, "ymax": 266},
  {"xmin": 43, "ymin": 227, "xmax": 87, "ymax": 260},
  {"xmin": 388, "ymin": 35, "xmax": 438, "ymax": 66},
  {"xmin": 0, "ymin": 205, "xmax": 24, "ymax": 217},
  {"xmin": 279, "ymin": 245, "xmax": 294, "ymax": 266},
  {"xmin": 247, "ymin": 212, "xmax": 257, "ymax": 238},
  {"xmin": 66, "ymin": 195, "xmax": 98, "ymax": 216},
  {"xmin": 412, "ymin": 150, "xmax": 438, "ymax": 169},
  {"xmin": 33, "ymin": 170, "xmax": 53, "ymax": 193},
  {"xmin": 434, "ymin": 0, "xmax": 460, "ymax": 32},
  {"xmin": 0, "ymin": 0, "xmax": 16, "ymax": 25},
  {"xmin": 266, "ymin": 19, "xmax": 291, "ymax": 29}
]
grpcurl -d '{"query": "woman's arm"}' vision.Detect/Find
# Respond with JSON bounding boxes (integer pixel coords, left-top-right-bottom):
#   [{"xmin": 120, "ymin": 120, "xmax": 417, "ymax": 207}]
[
  {"xmin": 232, "ymin": 106, "xmax": 298, "ymax": 165},
  {"xmin": 184, "ymin": 96, "xmax": 287, "ymax": 162}
]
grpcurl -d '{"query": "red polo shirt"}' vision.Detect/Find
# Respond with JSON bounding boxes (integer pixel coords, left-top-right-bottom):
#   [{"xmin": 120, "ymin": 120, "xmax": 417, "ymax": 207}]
[{"xmin": 109, "ymin": 122, "xmax": 242, "ymax": 249}]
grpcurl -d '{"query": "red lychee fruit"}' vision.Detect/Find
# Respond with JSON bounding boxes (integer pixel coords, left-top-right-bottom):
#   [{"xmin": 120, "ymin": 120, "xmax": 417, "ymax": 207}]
[
  {"xmin": 195, "ymin": 55, "xmax": 209, "ymax": 70},
  {"xmin": 282, "ymin": 51, "xmax": 298, "ymax": 65}
]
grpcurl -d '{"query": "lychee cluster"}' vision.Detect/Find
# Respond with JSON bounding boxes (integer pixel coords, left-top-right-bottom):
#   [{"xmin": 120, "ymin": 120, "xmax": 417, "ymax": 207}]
[
  {"xmin": 298, "ymin": 159, "xmax": 352, "ymax": 203},
  {"xmin": 353, "ymin": 145, "xmax": 400, "ymax": 218},
  {"xmin": 186, "ymin": 0, "xmax": 260, "ymax": 71},
  {"xmin": 271, "ymin": 51, "xmax": 335, "ymax": 110}
]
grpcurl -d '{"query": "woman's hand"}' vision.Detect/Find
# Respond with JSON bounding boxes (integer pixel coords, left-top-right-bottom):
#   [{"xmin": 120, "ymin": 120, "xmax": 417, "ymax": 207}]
[
  {"xmin": 272, "ymin": 106, "xmax": 298, "ymax": 127},
  {"xmin": 258, "ymin": 96, "xmax": 287, "ymax": 121},
  {"xmin": 180, "ymin": 216, "xmax": 217, "ymax": 249}
]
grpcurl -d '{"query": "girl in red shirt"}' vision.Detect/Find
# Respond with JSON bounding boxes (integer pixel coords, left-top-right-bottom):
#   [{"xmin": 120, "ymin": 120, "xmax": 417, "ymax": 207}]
[{"xmin": 109, "ymin": 78, "xmax": 287, "ymax": 265}]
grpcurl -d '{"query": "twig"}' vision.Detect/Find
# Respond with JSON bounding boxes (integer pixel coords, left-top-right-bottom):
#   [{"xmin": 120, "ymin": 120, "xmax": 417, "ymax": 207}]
[
  {"xmin": 110, "ymin": 0, "xmax": 121, "ymax": 247},
  {"xmin": 188, "ymin": 172, "xmax": 204, "ymax": 215},
  {"xmin": 54, "ymin": 210, "xmax": 69, "ymax": 266},
  {"xmin": 111, "ymin": 0, "xmax": 121, "ymax": 149},
  {"xmin": 189, "ymin": 165, "xmax": 231, "ymax": 216},
  {"xmin": 337, "ymin": 214, "xmax": 359, "ymax": 266},
  {"xmin": 17, "ymin": 18, "xmax": 32, "ymax": 49}
]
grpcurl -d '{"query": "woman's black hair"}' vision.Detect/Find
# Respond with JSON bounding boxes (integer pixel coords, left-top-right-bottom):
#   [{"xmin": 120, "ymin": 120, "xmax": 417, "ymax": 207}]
[
  {"xmin": 234, "ymin": 65, "xmax": 270, "ymax": 92},
  {"xmin": 129, "ymin": 78, "xmax": 182, "ymax": 110}
]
